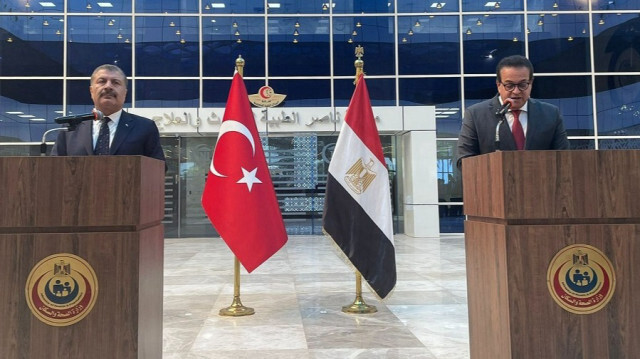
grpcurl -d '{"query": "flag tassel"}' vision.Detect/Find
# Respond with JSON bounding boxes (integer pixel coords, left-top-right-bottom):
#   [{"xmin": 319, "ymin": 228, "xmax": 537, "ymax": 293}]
[
  {"xmin": 342, "ymin": 271, "xmax": 378, "ymax": 314},
  {"xmin": 219, "ymin": 257, "xmax": 255, "ymax": 316}
]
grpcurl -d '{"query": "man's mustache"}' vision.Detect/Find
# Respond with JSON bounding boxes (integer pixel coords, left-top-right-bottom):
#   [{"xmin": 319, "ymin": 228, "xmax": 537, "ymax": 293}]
[{"xmin": 100, "ymin": 90, "xmax": 116, "ymax": 97}]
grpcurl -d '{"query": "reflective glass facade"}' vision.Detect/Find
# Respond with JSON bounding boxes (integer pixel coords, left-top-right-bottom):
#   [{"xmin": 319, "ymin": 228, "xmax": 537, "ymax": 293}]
[{"xmin": 2, "ymin": 0, "xmax": 640, "ymax": 235}]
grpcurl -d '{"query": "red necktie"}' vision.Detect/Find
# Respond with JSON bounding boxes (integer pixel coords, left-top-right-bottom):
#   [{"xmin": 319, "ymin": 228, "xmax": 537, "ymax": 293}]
[{"xmin": 511, "ymin": 110, "xmax": 525, "ymax": 150}]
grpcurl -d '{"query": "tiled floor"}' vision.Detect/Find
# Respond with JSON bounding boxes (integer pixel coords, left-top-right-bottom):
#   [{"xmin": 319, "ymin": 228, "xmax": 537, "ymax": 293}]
[{"xmin": 163, "ymin": 234, "xmax": 470, "ymax": 359}]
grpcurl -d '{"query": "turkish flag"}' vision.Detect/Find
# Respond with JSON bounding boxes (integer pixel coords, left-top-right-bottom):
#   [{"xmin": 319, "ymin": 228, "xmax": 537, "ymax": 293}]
[{"xmin": 201, "ymin": 73, "xmax": 288, "ymax": 273}]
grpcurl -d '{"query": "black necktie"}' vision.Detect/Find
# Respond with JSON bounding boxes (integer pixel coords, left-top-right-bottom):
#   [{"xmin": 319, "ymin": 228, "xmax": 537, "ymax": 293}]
[{"xmin": 94, "ymin": 117, "xmax": 111, "ymax": 155}]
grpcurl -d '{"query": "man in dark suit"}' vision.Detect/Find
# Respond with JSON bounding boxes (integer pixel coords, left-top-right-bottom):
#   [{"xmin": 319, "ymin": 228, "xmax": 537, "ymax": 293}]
[
  {"xmin": 456, "ymin": 55, "xmax": 569, "ymax": 169},
  {"xmin": 51, "ymin": 64, "xmax": 165, "ymax": 163}
]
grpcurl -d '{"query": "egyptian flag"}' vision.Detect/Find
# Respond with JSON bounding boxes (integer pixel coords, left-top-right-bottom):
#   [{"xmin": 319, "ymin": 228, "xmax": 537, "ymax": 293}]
[
  {"xmin": 201, "ymin": 72, "xmax": 288, "ymax": 272},
  {"xmin": 323, "ymin": 74, "xmax": 396, "ymax": 299}
]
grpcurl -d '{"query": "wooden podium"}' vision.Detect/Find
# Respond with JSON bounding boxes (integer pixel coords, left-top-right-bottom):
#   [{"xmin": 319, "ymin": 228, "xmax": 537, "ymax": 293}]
[
  {"xmin": 0, "ymin": 156, "xmax": 164, "ymax": 359},
  {"xmin": 462, "ymin": 150, "xmax": 640, "ymax": 359}
]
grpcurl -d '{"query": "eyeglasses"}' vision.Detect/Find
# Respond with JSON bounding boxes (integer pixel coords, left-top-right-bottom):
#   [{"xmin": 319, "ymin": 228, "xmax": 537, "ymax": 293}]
[{"xmin": 500, "ymin": 82, "xmax": 530, "ymax": 92}]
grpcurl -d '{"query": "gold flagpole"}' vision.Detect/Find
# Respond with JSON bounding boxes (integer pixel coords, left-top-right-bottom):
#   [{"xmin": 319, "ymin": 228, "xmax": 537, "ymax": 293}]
[
  {"xmin": 342, "ymin": 45, "xmax": 377, "ymax": 314},
  {"xmin": 219, "ymin": 55, "xmax": 255, "ymax": 317},
  {"xmin": 219, "ymin": 257, "xmax": 254, "ymax": 316}
]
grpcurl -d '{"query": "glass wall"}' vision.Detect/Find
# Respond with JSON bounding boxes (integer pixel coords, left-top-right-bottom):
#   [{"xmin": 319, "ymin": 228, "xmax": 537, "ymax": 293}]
[{"xmin": 2, "ymin": 0, "xmax": 640, "ymax": 234}]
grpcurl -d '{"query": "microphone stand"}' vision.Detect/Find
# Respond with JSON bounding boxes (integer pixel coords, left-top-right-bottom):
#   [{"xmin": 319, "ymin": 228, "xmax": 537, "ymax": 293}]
[
  {"xmin": 494, "ymin": 115, "xmax": 505, "ymax": 151},
  {"xmin": 40, "ymin": 127, "xmax": 68, "ymax": 156}
]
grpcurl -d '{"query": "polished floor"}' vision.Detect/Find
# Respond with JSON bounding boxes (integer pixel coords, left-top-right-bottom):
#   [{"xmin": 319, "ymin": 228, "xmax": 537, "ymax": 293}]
[{"xmin": 163, "ymin": 234, "xmax": 470, "ymax": 359}]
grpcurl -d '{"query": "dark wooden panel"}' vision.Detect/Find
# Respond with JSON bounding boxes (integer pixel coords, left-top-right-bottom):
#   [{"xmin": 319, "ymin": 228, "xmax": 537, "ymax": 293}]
[
  {"xmin": 0, "ymin": 156, "xmax": 164, "ymax": 231},
  {"xmin": 462, "ymin": 150, "xmax": 507, "ymax": 219},
  {"xmin": 597, "ymin": 150, "xmax": 640, "ymax": 219},
  {"xmin": 463, "ymin": 150, "xmax": 640, "ymax": 221},
  {"xmin": 466, "ymin": 222, "xmax": 640, "ymax": 359},
  {"xmin": 465, "ymin": 221, "xmax": 512, "ymax": 359},
  {"xmin": 0, "ymin": 228, "xmax": 163, "ymax": 359}
]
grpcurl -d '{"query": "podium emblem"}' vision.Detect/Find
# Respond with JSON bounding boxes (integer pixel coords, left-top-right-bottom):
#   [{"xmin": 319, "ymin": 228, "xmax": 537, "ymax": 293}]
[
  {"xmin": 25, "ymin": 253, "xmax": 98, "ymax": 326},
  {"xmin": 547, "ymin": 244, "xmax": 615, "ymax": 314}
]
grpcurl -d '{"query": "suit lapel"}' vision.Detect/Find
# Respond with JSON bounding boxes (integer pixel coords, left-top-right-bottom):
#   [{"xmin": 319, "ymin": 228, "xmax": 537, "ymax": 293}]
[
  {"xmin": 79, "ymin": 121, "xmax": 94, "ymax": 155},
  {"xmin": 110, "ymin": 112, "xmax": 135, "ymax": 154},
  {"xmin": 523, "ymin": 99, "xmax": 538, "ymax": 150}
]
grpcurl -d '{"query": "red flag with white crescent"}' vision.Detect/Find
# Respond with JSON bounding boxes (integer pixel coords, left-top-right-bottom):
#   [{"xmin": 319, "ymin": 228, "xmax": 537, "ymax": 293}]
[{"xmin": 201, "ymin": 73, "xmax": 288, "ymax": 272}]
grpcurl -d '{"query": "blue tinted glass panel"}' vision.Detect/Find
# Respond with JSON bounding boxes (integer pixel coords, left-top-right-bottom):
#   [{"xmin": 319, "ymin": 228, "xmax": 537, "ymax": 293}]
[
  {"xmin": 67, "ymin": 16, "xmax": 132, "ymax": 76},
  {"xmin": 0, "ymin": 80, "xmax": 63, "ymax": 141},
  {"xmin": 202, "ymin": 16, "xmax": 265, "ymax": 77},
  {"xmin": 531, "ymin": 75, "xmax": 593, "ymax": 136},
  {"xmin": 462, "ymin": 0, "xmax": 523, "ymax": 11},
  {"xmin": 397, "ymin": 0, "xmax": 458, "ymax": 12},
  {"xmin": 569, "ymin": 139, "xmax": 595, "ymax": 149},
  {"xmin": 399, "ymin": 78, "xmax": 461, "ymax": 137},
  {"xmin": 398, "ymin": 15, "xmax": 460, "ymax": 75},
  {"xmin": 334, "ymin": 78, "xmax": 396, "ymax": 107},
  {"xmin": 2, "ymin": 0, "xmax": 63, "ymax": 12},
  {"xmin": 202, "ymin": 0, "xmax": 264, "ymax": 14},
  {"xmin": 203, "ymin": 79, "xmax": 265, "ymax": 107},
  {"xmin": 600, "ymin": 139, "xmax": 640, "ymax": 149},
  {"xmin": 596, "ymin": 75, "xmax": 640, "ymax": 135},
  {"xmin": 464, "ymin": 76, "xmax": 497, "ymax": 108},
  {"xmin": 333, "ymin": 0, "xmax": 394, "ymax": 13},
  {"xmin": 136, "ymin": 17, "xmax": 200, "ymax": 76},
  {"xmin": 136, "ymin": 80, "xmax": 199, "ymax": 107},
  {"xmin": 463, "ymin": 15, "xmax": 525, "ymax": 74},
  {"xmin": 266, "ymin": 79, "xmax": 330, "ymax": 107},
  {"xmin": 592, "ymin": 14, "xmax": 640, "ymax": 72},
  {"xmin": 333, "ymin": 17, "xmax": 394, "ymax": 76},
  {"xmin": 267, "ymin": 0, "xmax": 325, "ymax": 14},
  {"xmin": 135, "ymin": 0, "xmax": 198, "ymax": 13},
  {"xmin": 527, "ymin": 0, "xmax": 589, "ymax": 11},
  {"xmin": 268, "ymin": 17, "xmax": 330, "ymax": 76},
  {"xmin": 0, "ymin": 16, "xmax": 63, "ymax": 76},
  {"xmin": 528, "ymin": 14, "xmax": 590, "ymax": 73},
  {"xmin": 68, "ymin": 0, "xmax": 131, "ymax": 12},
  {"xmin": 592, "ymin": 0, "xmax": 640, "ymax": 10}
]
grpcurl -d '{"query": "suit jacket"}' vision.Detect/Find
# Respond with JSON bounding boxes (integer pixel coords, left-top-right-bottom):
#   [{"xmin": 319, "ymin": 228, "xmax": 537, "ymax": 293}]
[
  {"xmin": 51, "ymin": 111, "xmax": 166, "ymax": 163},
  {"xmin": 456, "ymin": 95, "xmax": 569, "ymax": 169}
]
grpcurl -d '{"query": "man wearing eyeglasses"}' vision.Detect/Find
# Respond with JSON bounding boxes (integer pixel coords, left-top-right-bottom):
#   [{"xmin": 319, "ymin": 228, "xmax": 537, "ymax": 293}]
[{"xmin": 456, "ymin": 55, "xmax": 569, "ymax": 169}]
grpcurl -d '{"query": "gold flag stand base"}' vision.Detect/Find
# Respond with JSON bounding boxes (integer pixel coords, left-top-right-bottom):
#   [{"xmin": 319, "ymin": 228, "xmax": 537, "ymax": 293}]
[
  {"xmin": 219, "ymin": 257, "xmax": 255, "ymax": 317},
  {"xmin": 342, "ymin": 272, "xmax": 377, "ymax": 314},
  {"xmin": 219, "ymin": 296, "xmax": 255, "ymax": 316}
]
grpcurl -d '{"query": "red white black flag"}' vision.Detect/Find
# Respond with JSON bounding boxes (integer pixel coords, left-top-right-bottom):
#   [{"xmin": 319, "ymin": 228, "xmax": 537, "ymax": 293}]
[{"xmin": 323, "ymin": 75, "xmax": 397, "ymax": 298}]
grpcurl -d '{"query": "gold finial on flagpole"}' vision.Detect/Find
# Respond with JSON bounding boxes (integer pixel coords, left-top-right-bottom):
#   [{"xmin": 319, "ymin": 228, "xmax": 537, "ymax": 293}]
[
  {"xmin": 354, "ymin": 45, "xmax": 364, "ymax": 84},
  {"xmin": 235, "ymin": 55, "xmax": 245, "ymax": 77}
]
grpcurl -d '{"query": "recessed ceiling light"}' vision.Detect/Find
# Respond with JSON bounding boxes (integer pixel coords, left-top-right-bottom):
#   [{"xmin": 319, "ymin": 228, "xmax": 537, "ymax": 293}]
[
  {"xmin": 39, "ymin": 2, "xmax": 56, "ymax": 7},
  {"xmin": 30, "ymin": 118, "xmax": 46, "ymax": 122},
  {"xmin": 484, "ymin": 1, "xmax": 498, "ymax": 7},
  {"xmin": 268, "ymin": 3, "xmax": 280, "ymax": 8},
  {"xmin": 6, "ymin": 111, "xmax": 24, "ymax": 115},
  {"xmin": 18, "ymin": 115, "xmax": 35, "ymax": 118},
  {"xmin": 97, "ymin": 2, "xmax": 113, "ymax": 7},
  {"xmin": 211, "ymin": 3, "xmax": 225, "ymax": 8}
]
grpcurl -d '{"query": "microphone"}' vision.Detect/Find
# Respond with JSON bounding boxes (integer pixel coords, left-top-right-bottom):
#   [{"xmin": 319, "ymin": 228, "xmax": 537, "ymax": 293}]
[
  {"xmin": 54, "ymin": 109, "xmax": 104, "ymax": 126},
  {"xmin": 495, "ymin": 98, "xmax": 514, "ymax": 116},
  {"xmin": 494, "ymin": 98, "xmax": 514, "ymax": 150}
]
